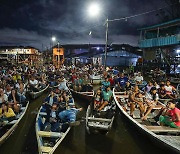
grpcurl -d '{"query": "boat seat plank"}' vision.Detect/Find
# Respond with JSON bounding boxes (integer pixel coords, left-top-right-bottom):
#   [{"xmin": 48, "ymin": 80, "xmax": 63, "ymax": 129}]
[
  {"xmin": 88, "ymin": 122, "xmax": 109, "ymax": 130},
  {"xmin": 158, "ymin": 135, "xmax": 180, "ymax": 149},
  {"xmin": 38, "ymin": 131, "xmax": 62, "ymax": 138},
  {"xmin": 88, "ymin": 117, "xmax": 111, "ymax": 122},
  {"xmin": 39, "ymin": 112, "xmax": 47, "ymax": 116},
  {"xmin": 41, "ymin": 146, "xmax": 52, "ymax": 153},
  {"xmin": 145, "ymin": 126, "xmax": 180, "ymax": 133},
  {"xmin": 7, "ymin": 120, "xmax": 18, "ymax": 125},
  {"xmin": 79, "ymin": 92, "xmax": 94, "ymax": 94}
]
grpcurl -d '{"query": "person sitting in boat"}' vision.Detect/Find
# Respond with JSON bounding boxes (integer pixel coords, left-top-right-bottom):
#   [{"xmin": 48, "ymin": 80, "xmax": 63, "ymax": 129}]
[
  {"xmin": 58, "ymin": 104, "xmax": 83, "ymax": 125},
  {"xmin": 44, "ymin": 104, "xmax": 61, "ymax": 132},
  {"xmin": 8, "ymin": 89, "xmax": 20, "ymax": 113},
  {"xmin": 129, "ymin": 85, "xmax": 144, "ymax": 118},
  {"xmin": 4, "ymin": 84, "xmax": 12, "ymax": 97},
  {"xmin": 0, "ymin": 103, "xmax": 16, "ymax": 125},
  {"xmin": 29, "ymin": 76, "xmax": 39, "ymax": 92},
  {"xmin": 153, "ymin": 81, "xmax": 160, "ymax": 90},
  {"xmin": 73, "ymin": 75, "xmax": 83, "ymax": 92},
  {"xmin": 98, "ymin": 87, "xmax": 113, "ymax": 111},
  {"xmin": 164, "ymin": 80, "xmax": 177, "ymax": 99},
  {"xmin": 144, "ymin": 81, "xmax": 153, "ymax": 93},
  {"xmin": 117, "ymin": 73, "xmax": 128, "ymax": 91},
  {"xmin": 124, "ymin": 81, "xmax": 132, "ymax": 94},
  {"xmin": 94, "ymin": 89, "xmax": 103, "ymax": 110},
  {"xmin": 82, "ymin": 75, "xmax": 92, "ymax": 92},
  {"xmin": 58, "ymin": 77, "xmax": 68, "ymax": 91},
  {"xmin": 141, "ymin": 87, "xmax": 163, "ymax": 121},
  {"xmin": 134, "ymin": 72, "xmax": 143, "ymax": 84},
  {"xmin": 158, "ymin": 84, "xmax": 168, "ymax": 99},
  {"xmin": 0, "ymin": 88, "xmax": 8, "ymax": 104},
  {"xmin": 57, "ymin": 95, "xmax": 67, "ymax": 113},
  {"xmin": 159, "ymin": 100, "xmax": 180, "ymax": 128},
  {"xmin": 101, "ymin": 78, "xmax": 110, "ymax": 91},
  {"xmin": 108, "ymin": 75, "xmax": 115, "ymax": 88}
]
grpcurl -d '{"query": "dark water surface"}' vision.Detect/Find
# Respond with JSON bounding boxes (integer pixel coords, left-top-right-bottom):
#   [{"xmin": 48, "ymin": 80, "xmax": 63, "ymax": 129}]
[{"xmin": 0, "ymin": 91, "xmax": 169, "ymax": 154}]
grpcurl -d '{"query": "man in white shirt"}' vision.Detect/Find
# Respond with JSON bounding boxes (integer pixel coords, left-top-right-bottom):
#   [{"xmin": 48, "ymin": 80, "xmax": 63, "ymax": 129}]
[
  {"xmin": 29, "ymin": 76, "xmax": 39, "ymax": 92},
  {"xmin": 134, "ymin": 72, "xmax": 143, "ymax": 84}
]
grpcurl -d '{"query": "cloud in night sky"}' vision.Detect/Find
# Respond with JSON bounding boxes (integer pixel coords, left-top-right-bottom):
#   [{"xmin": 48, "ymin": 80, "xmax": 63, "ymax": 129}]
[{"xmin": 0, "ymin": 0, "xmax": 179, "ymax": 49}]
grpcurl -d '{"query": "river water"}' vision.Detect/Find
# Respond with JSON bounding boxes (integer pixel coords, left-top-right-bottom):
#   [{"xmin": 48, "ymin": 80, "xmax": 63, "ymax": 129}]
[{"xmin": 0, "ymin": 90, "xmax": 169, "ymax": 154}]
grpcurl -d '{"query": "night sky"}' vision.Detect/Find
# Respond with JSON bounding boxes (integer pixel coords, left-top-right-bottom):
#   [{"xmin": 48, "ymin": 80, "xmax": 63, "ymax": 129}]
[{"xmin": 0, "ymin": 0, "xmax": 179, "ymax": 49}]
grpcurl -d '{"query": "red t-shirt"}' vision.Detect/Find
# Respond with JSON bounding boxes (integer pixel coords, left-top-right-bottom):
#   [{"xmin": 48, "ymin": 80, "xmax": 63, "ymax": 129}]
[
  {"xmin": 109, "ymin": 78, "xmax": 115, "ymax": 86},
  {"xmin": 168, "ymin": 107, "xmax": 180, "ymax": 127}
]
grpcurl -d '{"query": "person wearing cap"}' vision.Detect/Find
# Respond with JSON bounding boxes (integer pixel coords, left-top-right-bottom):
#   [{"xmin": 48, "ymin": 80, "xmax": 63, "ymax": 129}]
[{"xmin": 159, "ymin": 100, "xmax": 180, "ymax": 128}]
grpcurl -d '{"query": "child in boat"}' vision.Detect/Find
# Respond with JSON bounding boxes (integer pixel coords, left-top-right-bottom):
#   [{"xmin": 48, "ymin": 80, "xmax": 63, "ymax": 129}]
[
  {"xmin": 159, "ymin": 100, "xmax": 180, "ymax": 128},
  {"xmin": 94, "ymin": 89, "xmax": 103, "ymax": 110}
]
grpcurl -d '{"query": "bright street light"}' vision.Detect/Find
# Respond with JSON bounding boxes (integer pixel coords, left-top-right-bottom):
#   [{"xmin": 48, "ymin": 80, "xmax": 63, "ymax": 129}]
[
  {"xmin": 51, "ymin": 36, "xmax": 56, "ymax": 42},
  {"xmin": 88, "ymin": 3, "xmax": 101, "ymax": 17}
]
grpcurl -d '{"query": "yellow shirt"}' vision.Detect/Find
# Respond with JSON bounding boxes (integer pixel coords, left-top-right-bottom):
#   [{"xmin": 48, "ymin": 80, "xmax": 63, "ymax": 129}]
[{"xmin": 0, "ymin": 108, "xmax": 16, "ymax": 118}]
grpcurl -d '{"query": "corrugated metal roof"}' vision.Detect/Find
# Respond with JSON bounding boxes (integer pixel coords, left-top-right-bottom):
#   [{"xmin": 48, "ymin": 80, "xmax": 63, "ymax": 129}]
[{"xmin": 138, "ymin": 18, "xmax": 180, "ymax": 31}]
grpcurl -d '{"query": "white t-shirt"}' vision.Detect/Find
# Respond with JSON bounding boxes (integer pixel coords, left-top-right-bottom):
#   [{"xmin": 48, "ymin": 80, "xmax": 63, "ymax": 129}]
[
  {"xmin": 0, "ymin": 94, "xmax": 8, "ymax": 103},
  {"xmin": 135, "ymin": 76, "xmax": 143, "ymax": 82},
  {"xmin": 30, "ymin": 79, "xmax": 38, "ymax": 85}
]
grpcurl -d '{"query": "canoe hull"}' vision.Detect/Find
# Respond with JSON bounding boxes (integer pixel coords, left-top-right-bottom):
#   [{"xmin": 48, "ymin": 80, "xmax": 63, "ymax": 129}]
[
  {"xmin": 0, "ymin": 102, "xmax": 29, "ymax": 145},
  {"xmin": 113, "ymin": 89, "xmax": 180, "ymax": 153}
]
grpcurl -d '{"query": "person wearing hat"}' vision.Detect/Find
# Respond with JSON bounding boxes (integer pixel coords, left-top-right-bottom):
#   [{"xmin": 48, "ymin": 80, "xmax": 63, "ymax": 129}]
[{"xmin": 159, "ymin": 100, "xmax": 180, "ymax": 128}]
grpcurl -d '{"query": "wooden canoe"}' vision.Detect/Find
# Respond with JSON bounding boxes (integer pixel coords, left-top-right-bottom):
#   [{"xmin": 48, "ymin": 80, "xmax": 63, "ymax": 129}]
[
  {"xmin": 35, "ymin": 89, "xmax": 74, "ymax": 154},
  {"xmin": 86, "ymin": 94, "xmax": 116, "ymax": 134},
  {"xmin": 90, "ymin": 75, "xmax": 103, "ymax": 85},
  {"xmin": 113, "ymin": 88, "xmax": 180, "ymax": 153},
  {"xmin": 0, "ymin": 102, "xmax": 29, "ymax": 145},
  {"xmin": 29, "ymin": 84, "xmax": 49, "ymax": 99}
]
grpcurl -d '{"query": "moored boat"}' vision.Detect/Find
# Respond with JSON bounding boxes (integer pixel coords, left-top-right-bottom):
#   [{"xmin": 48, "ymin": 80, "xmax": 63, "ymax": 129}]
[
  {"xmin": 29, "ymin": 84, "xmax": 49, "ymax": 99},
  {"xmin": 90, "ymin": 74, "xmax": 103, "ymax": 85},
  {"xmin": 113, "ymin": 88, "xmax": 180, "ymax": 153},
  {"xmin": 35, "ymin": 88, "xmax": 74, "ymax": 154},
  {"xmin": 0, "ymin": 102, "xmax": 29, "ymax": 145},
  {"xmin": 85, "ymin": 93, "xmax": 116, "ymax": 134}
]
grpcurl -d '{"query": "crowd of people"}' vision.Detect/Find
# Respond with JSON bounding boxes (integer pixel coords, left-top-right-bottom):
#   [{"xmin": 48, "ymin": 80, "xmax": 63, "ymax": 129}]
[{"xmin": 0, "ymin": 66, "xmax": 28, "ymax": 126}]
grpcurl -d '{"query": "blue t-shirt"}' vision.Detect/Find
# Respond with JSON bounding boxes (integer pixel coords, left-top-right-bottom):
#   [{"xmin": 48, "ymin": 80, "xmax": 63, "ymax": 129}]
[{"xmin": 118, "ymin": 77, "xmax": 128, "ymax": 86}]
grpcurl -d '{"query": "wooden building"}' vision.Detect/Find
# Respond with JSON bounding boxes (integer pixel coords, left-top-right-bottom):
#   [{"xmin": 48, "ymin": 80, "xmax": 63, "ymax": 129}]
[
  {"xmin": 52, "ymin": 46, "xmax": 64, "ymax": 68},
  {"xmin": 138, "ymin": 18, "xmax": 180, "ymax": 73},
  {"xmin": 0, "ymin": 46, "xmax": 42, "ymax": 66}
]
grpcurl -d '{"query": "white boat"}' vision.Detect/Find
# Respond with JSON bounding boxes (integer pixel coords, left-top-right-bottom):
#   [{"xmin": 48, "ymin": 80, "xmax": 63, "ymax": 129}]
[
  {"xmin": 0, "ymin": 102, "xmax": 29, "ymax": 145},
  {"xmin": 113, "ymin": 88, "xmax": 180, "ymax": 153},
  {"xmin": 90, "ymin": 74, "xmax": 103, "ymax": 85},
  {"xmin": 86, "ymin": 93, "xmax": 116, "ymax": 134},
  {"xmin": 35, "ymin": 89, "xmax": 74, "ymax": 154},
  {"xmin": 29, "ymin": 84, "xmax": 49, "ymax": 99}
]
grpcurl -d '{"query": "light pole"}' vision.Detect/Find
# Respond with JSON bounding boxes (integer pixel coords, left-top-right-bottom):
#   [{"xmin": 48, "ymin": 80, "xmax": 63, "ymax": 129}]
[
  {"xmin": 88, "ymin": 3, "xmax": 108, "ymax": 68},
  {"xmin": 57, "ymin": 41, "xmax": 60, "ymax": 68},
  {"xmin": 51, "ymin": 36, "xmax": 56, "ymax": 65}
]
